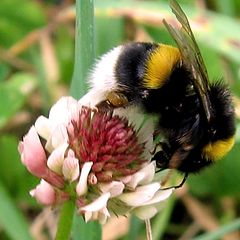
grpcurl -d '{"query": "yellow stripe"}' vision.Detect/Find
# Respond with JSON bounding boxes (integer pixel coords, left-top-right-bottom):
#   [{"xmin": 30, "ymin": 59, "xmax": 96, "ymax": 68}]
[
  {"xmin": 202, "ymin": 137, "xmax": 235, "ymax": 161},
  {"xmin": 143, "ymin": 44, "xmax": 181, "ymax": 89}
]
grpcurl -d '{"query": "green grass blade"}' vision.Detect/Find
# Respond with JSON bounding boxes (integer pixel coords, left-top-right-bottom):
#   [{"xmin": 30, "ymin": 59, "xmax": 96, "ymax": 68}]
[
  {"xmin": 0, "ymin": 181, "xmax": 32, "ymax": 240},
  {"xmin": 70, "ymin": 0, "xmax": 101, "ymax": 238},
  {"xmin": 70, "ymin": 0, "xmax": 95, "ymax": 98},
  {"xmin": 152, "ymin": 196, "xmax": 176, "ymax": 240},
  {"xmin": 192, "ymin": 218, "xmax": 240, "ymax": 240}
]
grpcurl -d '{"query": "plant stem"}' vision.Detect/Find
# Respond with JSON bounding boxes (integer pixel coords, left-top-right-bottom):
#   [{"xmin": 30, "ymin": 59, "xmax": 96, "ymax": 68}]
[
  {"xmin": 146, "ymin": 219, "xmax": 153, "ymax": 240},
  {"xmin": 56, "ymin": 201, "xmax": 75, "ymax": 240}
]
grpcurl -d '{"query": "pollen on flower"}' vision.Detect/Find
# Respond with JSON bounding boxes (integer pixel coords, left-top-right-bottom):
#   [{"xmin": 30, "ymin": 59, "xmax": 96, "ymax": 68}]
[{"xmin": 67, "ymin": 107, "xmax": 146, "ymax": 182}]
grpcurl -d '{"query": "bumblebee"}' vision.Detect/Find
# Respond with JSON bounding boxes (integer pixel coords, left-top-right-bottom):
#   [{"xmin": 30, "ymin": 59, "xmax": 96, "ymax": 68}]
[{"xmin": 84, "ymin": 0, "xmax": 235, "ymax": 187}]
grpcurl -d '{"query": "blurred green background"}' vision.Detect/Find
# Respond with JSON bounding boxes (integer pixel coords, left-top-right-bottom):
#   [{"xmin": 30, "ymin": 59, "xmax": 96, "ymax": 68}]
[{"xmin": 0, "ymin": 0, "xmax": 240, "ymax": 239}]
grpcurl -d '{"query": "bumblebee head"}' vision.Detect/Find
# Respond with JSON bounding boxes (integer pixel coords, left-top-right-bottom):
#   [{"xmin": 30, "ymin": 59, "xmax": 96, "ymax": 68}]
[{"xmin": 202, "ymin": 81, "xmax": 235, "ymax": 161}]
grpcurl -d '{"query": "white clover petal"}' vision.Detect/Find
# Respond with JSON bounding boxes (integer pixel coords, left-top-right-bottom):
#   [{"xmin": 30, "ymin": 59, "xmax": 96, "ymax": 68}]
[
  {"xmin": 140, "ymin": 188, "xmax": 173, "ymax": 206},
  {"xmin": 92, "ymin": 211, "xmax": 98, "ymax": 220},
  {"xmin": 133, "ymin": 206, "xmax": 158, "ymax": 220},
  {"xmin": 67, "ymin": 149, "xmax": 75, "ymax": 158},
  {"xmin": 78, "ymin": 91, "xmax": 92, "ymax": 107},
  {"xmin": 137, "ymin": 117, "xmax": 155, "ymax": 159},
  {"xmin": 113, "ymin": 105, "xmax": 155, "ymax": 161},
  {"xmin": 80, "ymin": 192, "xmax": 111, "ymax": 212},
  {"xmin": 45, "ymin": 124, "xmax": 68, "ymax": 152},
  {"xmin": 62, "ymin": 157, "xmax": 79, "ymax": 182},
  {"xmin": 99, "ymin": 181, "xmax": 124, "ymax": 197},
  {"xmin": 127, "ymin": 162, "xmax": 156, "ymax": 189},
  {"xmin": 78, "ymin": 90, "xmax": 107, "ymax": 108},
  {"xmin": 98, "ymin": 207, "xmax": 110, "ymax": 224},
  {"xmin": 51, "ymin": 125, "xmax": 68, "ymax": 149},
  {"xmin": 119, "ymin": 182, "xmax": 160, "ymax": 207},
  {"xmin": 137, "ymin": 117, "xmax": 155, "ymax": 144},
  {"xmin": 30, "ymin": 179, "xmax": 56, "ymax": 205},
  {"xmin": 47, "ymin": 143, "xmax": 68, "ymax": 174},
  {"xmin": 85, "ymin": 207, "xmax": 110, "ymax": 224},
  {"xmin": 49, "ymin": 96, "xmax": 78, "ymax": 126},
  {"xmin": 35, "ymin": 116, "xmax": 51, "ymax": 140},
  {"xmin": 76, "ymin": 162, "xmax": 93, "ymax": 196},
  {"xmin": 114, "ymin": 105, "xmax": 144, "ymax": 131},
  {"xmin": 84, "ymin": 211, "xmax": 93, "ymax": 223},
  {"xmin": 126, "ymin": 172, "xmax": 145, "ymax": 190},
  {"xmin": 117, "ymin": 175, "xmax": 132, "ymax": 185}
]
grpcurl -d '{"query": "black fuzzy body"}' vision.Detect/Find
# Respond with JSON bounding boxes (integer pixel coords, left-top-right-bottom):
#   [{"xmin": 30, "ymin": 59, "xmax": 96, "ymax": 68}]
[{"xmin": 114, "ymin": 42, "xmax": 235, "ymax": 174}]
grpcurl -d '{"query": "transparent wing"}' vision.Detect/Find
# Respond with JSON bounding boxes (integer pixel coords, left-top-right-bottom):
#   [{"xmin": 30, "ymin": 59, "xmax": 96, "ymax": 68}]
[{"xmin": 163, "ymin": 0, "xmax": 213, "ymax": 122}]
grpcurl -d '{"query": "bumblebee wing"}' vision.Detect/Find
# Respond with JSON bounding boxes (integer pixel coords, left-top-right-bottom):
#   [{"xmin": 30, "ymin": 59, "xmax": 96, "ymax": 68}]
[{"xmin": 163, "ymin": 0, "xmax": 212, "ymax": 122}]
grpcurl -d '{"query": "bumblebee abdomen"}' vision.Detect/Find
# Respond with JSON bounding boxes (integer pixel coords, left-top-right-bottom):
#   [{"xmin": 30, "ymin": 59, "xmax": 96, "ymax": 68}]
[
  {"xmin": 200, "ymin": 82, "xmax": 236, "ymax": 161},
  {"xmin": 202, "ymin": 137, "xmax": 235, "ymax": 161}
]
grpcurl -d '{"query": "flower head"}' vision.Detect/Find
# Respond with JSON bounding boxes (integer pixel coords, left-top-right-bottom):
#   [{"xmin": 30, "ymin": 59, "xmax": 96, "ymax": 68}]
[
  {"xmin": 67, "ymin": 106, "xmax": 146, "ymax": 181},
  {"xmin": 19, "ymin": 96, "xmax": 173, "ymax": 224}
]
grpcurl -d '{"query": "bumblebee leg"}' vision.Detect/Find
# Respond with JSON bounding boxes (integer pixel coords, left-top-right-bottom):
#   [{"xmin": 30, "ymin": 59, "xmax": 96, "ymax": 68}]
[
  {"xmin": 95, "ymin": 100, "xmax": 114, "ymax": 111},
  {"xmin": 160, "ymin": 172, "xmax": 188, "ymax": 190},
  {"xmin": 95, "ymin": 91, "xmax": 129, "ymax": 111},
  {"xmin": 106, "ymin": 91, "xmax": 129, "ymax": 108}
]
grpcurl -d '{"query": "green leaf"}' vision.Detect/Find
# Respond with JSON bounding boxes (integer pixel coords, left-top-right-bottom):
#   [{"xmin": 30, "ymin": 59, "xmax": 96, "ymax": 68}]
[
  {"xmin": 0, "ymin": 135, "xmax": 24, "ymax": 189},
  {"xmin": 0, "ymin": 0, "xmax": 45, "ymax": 47},
  {"xmin": 0, "ymin": 63, "xmax": 10, "ymax": 81},
  {"xmin": 30, "ymin": 48, "xmax": 52, "ymax": 113},
  {"xmin": 0, "ymin": 72, "xmax": 36, "ymax": 128},
  {"xmin": 0, "ymin": 135, "xmax": 37, "ymax": 205},
  {"xmin": 72, "ymin": 214, "xmax": 102, "ymax": 240},
  {"xmin": 55, "ymin": 27, "xmax": 74, "ymax": 84},
  {"xmin": 127, "ymin": 216, "xmax": 143, "ymax": 240},
  {"xmin": 0, "ymin": 181, "xmax": 32, "ymax": 240},
  {"xmin": 95, "ymin": 17, "xmax": 124, "ymax": 57},
  {"xmin": 188, "ymin": 142, "xmax": 240, "ymax": 197},
  {"xmin": 95, "ymin": 0, "xmax": 240, "ymax": 64},
  {"xmin": 217, "ymin": 0, "xmax": 235, "ymax": 16}
]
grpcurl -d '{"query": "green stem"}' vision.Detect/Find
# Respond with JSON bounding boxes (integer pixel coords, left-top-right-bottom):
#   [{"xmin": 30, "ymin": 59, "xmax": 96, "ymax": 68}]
[
  {"xmin": 56, "ymin": 201, "xmax": 75, "ymax": 240},
  {"xmin": 70, "ymin": 0, "xmax": 95, "ymax": 98},
  {"xmin": 59, "ymin": 1, "xmax": 95, "ymax": 239}
]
